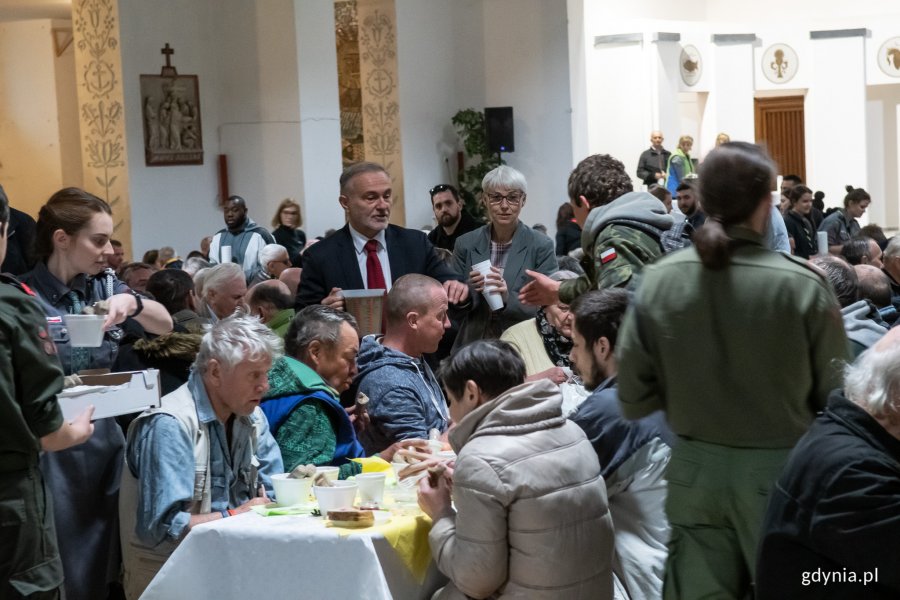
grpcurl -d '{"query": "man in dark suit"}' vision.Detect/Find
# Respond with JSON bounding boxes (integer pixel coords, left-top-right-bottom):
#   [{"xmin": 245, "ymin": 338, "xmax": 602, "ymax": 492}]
[{"xmin": 296, "ymin": 162, "xmax": 467, "ymax": 310}]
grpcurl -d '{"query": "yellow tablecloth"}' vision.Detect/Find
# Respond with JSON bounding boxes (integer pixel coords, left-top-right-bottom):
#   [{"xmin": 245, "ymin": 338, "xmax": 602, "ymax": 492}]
[{"xmin": 337, "ymin": 512, "xmax": 433, "ymax": 583}]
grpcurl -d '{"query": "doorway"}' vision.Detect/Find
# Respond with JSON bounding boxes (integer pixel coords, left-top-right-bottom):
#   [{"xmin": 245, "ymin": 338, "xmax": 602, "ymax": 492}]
[{"xmin": 754, "ymin": 96, "xmax": 806, "ymax": 181}]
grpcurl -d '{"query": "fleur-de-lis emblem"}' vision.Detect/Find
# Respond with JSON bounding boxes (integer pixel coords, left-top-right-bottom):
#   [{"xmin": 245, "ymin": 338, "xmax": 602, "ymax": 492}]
[{"xmin": 770, "ymin": 49, "xmax": 788, "ymax": 78}]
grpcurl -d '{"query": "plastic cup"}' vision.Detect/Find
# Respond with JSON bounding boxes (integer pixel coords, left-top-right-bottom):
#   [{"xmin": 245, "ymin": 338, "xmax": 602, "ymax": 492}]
[
  {"xmin": 355, "ymin": 473, "xmax": 386, "ymax": 504},
  {"xmin": 65, "ymin": 314, "xmax": 106, "ymax": 347},
  {"xmin": 817, "ymin": 231, "xmax": 829, "ymax": 256},
  {"xmin": 271, "ymin": 473, "xmax": 313, "ymax": 507},
  {"xmin": 342, "ymin": 289, "xmax": 385, "ymax": 336},
  {"xmin": 472, "ymin": 259, "xmax": 504, "ymax": 311},
  {"xmin": 315, "ymin": 466, "xmax": 340, "ymax": 483},
  {"xmin": 220, "ymin": 246, "xmax": 232, "ymax": 263},
  {"xmin": 313, "ymin": 481, "xmax": 358, "ymax": 513}
]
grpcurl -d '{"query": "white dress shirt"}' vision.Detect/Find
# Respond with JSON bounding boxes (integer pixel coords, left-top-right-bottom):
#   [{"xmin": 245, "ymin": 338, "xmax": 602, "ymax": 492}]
[{"xmin": 348, "ymin": 225, "xmax": 393, "ymax": 290}]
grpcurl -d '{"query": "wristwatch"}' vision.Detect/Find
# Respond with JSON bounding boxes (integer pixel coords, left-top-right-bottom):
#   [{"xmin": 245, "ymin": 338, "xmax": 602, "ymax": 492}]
[{"xmin": 129, "ymin": 292, "xmax": 144, "ymax": 318}]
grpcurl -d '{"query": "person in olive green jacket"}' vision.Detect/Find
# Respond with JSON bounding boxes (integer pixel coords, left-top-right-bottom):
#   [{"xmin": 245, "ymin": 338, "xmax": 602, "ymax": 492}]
[
  {"xmin": 616, "ymin": 142, "xmax": 849, "ymax": 600},
  {"xmin": 0, "ymin": 187, "xmax": 94, "ymax": 599}
]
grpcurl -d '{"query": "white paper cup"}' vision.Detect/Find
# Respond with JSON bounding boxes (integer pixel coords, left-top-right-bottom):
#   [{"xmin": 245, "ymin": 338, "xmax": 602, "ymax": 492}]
[
  {"xmin": 220, "ymin": 245, "xmax": 232, "ymax": 263},
  {"xmin": 65, "ymin": 314, "xmax": 105, "ymax": 347},
  {"xmin": 472, "ymin": 259, "xmax": 504, "ymax": 311},
  {"xmin": 355, "ymin": 473, "xmax": 386, "ymax": 504},
  {"xmin": 341, "ymin": 289, "xmax": 385, "ymax": 336},
  {"xmin": 313, "ymin": 481, "xmax": 358, "ymax": 513},
  {"xmin": 271, "ymin": 473, "xmax": 312, "ymax": 507},
  {"xmin": 817, "ymin": 231, "xmax": 829, "ymax": 257},
  {"xmin": 315, "ymin": 466, "xmax": 340, "ymax": 483}
]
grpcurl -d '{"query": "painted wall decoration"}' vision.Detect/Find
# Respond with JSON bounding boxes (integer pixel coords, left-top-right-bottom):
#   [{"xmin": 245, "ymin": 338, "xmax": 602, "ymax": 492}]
[
  {"xmin": 878, "ymin": 37, "xmax": 900, "ymax": 78},
  {"xmin": 356, "ymin": 0, "xmax": 404, "ymax": 225},
  {"xmin": 680, "ymin": 45, "xmax": 702, "ymax": 86},
  {"xmin": 72, "ymin": 0, "xmax": 132, "ymax": 251},
  {"xmin": 335, "ymin": 1, "xmax": 364, "ymax": 167},
  {"xmin": 762, "ymin": 43, "xmax": 798, "ymax": 84}
]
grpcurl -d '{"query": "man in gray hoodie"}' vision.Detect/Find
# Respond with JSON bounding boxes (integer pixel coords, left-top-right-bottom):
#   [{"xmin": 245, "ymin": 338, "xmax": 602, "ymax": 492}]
[
  {"xmin": 354, "ymin": 274, "xmax": 450, "ymax": 454},
  {"xmin": 519, "ymin": 154, "xmax": 675, "ymax": 307}
]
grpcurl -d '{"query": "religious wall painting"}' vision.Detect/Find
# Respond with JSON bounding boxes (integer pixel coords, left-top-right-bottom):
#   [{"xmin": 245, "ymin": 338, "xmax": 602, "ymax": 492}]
[
  {"xmin": 140, "ymin": 44, "xmax": 203, "ymax": 166},
  {"xmin": 680, "ymin": 45, "xmax": 702, "ymax": 87},
  {"xmin": 878, "ymin": 37, "xmax": 900, "ymax": 78},
  {"xmin": 762, "ymin": 43, "xmax": 798, "ymax": 84}
]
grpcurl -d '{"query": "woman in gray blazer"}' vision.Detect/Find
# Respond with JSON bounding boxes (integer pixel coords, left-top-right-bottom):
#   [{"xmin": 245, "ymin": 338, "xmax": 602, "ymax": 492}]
[{"xmin": 453, "ymin": 166, "xmax": 558, "ymax": 340}]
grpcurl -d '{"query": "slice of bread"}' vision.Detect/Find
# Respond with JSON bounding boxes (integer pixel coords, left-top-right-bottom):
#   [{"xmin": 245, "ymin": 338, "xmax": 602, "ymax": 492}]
[{"xmin": 327, "ymin": 508, "xmax": 374, "ymax": 528}]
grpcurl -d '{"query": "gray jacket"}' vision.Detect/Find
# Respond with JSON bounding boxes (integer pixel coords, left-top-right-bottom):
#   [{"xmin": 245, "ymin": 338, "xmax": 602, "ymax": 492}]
[
  {"xmin": 430, "ymin": 379, "xmax": 615, "ymax": 599},
  {"xmin": 453, "ymin": 220, "xmax": 558, "ymax": 334},
  {"xmin": 354, "ymin": 335, "xmax": 449, "ymax": 454}
]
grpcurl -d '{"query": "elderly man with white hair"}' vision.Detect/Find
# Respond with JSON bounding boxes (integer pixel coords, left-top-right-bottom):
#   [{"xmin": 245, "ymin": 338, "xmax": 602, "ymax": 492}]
[
  {"xmin": 197, "ymin": 262, "xmax": 247, "ymax": 322},
  {"xmin": 249, "ymin": 243, "xmax": 291, "ymax": 286},
  {"xmin": 119, "ymin": 315, "xmax": 284, "ymax": 599},
  {"xmin": 756, "ymin": 328, "xmax": 900, "ymax": 599}
]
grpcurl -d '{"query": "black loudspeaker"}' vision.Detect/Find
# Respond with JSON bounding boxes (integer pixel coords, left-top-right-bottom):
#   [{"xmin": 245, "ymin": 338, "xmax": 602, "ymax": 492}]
[{"xmin": 485, "ymin": 107, "xmax": 514, "ymax": 153}]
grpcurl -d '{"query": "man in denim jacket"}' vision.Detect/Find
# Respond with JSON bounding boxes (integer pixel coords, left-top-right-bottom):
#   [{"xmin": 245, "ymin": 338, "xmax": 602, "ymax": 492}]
[{"xmin": 120, "ymin": 316, "xmax": 284, "ymax": 599}]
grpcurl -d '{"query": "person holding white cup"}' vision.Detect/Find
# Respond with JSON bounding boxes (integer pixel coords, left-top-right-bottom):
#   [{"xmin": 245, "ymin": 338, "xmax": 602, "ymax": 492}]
[{"xmin": 453, "ymin": 166, "xmax": 558, "ymax": 336}]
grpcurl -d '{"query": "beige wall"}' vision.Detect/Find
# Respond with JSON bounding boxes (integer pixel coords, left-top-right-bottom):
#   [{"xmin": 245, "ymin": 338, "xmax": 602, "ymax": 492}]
[{"xmin": 0, "ymin": 19, "xmax": 66, "ymax": 215}]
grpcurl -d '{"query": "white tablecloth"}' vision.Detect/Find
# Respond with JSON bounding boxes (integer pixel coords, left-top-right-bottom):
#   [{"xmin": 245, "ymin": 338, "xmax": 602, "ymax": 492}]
[{"xmin": 140, "ymin": 507, "xmax": 446, "ymax": 599}]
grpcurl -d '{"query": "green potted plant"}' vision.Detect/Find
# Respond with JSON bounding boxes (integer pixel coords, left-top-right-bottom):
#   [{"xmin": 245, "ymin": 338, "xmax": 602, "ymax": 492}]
[{"xmin": 452, "ymin": 109, "xmax": 504, "ymax": 219}]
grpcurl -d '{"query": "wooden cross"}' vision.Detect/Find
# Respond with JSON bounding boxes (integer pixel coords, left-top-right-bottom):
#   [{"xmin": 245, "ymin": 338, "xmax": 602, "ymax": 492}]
[
  {"xmin": 160, "ymin": 43, "xmax": 177, "ymax": 77},
  {"xmin": 161, "ymin": 43, "xmax": 174, "ymax": 68}
]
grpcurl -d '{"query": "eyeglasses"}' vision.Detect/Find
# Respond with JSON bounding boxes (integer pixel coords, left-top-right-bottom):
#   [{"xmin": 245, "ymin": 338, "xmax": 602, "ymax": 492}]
[
  {"xmin": 486, "ymin": 191, "xmax": 524, "ymax": 206},
  {"xmin": 282, "ymin": 209, "xmax": 299, "ymax": 215}
]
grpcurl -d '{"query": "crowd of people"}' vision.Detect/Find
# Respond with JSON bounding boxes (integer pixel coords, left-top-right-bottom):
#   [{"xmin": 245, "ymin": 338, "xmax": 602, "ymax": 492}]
[{"xmin": 2, "ymin": 138, "xmax": 899, "ymax": 600}]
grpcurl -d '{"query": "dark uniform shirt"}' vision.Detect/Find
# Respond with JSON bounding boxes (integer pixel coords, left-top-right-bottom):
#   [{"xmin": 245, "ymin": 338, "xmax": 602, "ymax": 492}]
[
  {"xmin": 19, "ymin": 261, "xmax": 131, "ymax": 600},
  {"xmin": 0, "ymin": 273, "xmax": 66, "ymax": 596},
  {"xmin": 21, "ymin": 261, "xmax": 131, "ymax": 374}
]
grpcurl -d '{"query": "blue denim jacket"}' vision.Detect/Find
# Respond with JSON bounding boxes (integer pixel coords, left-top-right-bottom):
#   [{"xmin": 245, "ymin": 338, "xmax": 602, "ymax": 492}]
[{"xmin": 126, "ymin": 371, "xmax": 283, "ymax": 545}]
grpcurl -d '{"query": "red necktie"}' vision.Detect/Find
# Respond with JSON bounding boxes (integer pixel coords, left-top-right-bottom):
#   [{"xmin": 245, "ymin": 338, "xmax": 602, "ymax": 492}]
[{"xmin": 364, "ymin": 239, "xmax": 386, "ymax": 290}]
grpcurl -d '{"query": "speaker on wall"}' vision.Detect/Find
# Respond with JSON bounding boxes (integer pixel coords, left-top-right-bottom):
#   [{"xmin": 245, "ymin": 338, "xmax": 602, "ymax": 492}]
[{"xmin": 485, "ymin": 106, "xmax": 514, "ymax": 153}]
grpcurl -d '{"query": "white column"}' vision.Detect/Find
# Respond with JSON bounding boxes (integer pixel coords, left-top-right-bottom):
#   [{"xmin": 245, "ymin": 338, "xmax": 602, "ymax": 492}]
[
  {"xmin": 567, "ymin": 0, "xmax": 591, "ymax": 164},
  {"xmin": 294, "ymin": 0, "xmax": 345, "ymax": 238},
  {"xmin": 704, "ymin": 34, "xmax": 756, "ymax": 152},
  {"xmin": 806, "ymin": 29, "xmax": 868, "ymax": 214},
  {"xmin": 652, "ymin": 35, "xmax": 682, "ymax": 160},
  {"xmin": 590, "ymin": 33, "xmax": 652, "ymax": 180}
]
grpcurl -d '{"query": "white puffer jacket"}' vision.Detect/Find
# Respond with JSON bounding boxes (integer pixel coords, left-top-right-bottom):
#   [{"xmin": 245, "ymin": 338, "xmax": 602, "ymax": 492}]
[{"xmin": 429, "ymin": 379, "xmax": 615, "ymax": 599}]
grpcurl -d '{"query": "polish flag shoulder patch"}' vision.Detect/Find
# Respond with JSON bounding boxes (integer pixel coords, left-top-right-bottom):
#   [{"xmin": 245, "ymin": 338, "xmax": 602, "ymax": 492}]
[{"xmin": 600, "ymin": 248, "xmax": 617, "ymax": 264}]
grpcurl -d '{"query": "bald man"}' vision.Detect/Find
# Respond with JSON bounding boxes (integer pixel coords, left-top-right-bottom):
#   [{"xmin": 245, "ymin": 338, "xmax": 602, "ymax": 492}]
[
  {"xmin": 636, "ymin": 131, "xmax": 671, "ymax": 186},
  {"xmin": 353, "ymin": 274, "xmax": 451, "ymax": 454},
  {"xmin": 246, "ymin": 279, "xmax": 295, "ymax": 337}
]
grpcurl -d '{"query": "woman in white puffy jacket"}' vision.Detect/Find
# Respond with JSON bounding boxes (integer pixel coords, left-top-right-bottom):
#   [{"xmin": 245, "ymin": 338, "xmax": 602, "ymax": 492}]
[{"xmin": 418, "ymin": 340, "xmax": 615, "ymax": 599}]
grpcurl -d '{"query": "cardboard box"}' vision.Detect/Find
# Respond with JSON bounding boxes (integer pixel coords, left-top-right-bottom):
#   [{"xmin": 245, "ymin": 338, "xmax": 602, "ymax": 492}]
[{"xmin": 58, "ymin": 370, "xmax": 161, "ymax": 421}]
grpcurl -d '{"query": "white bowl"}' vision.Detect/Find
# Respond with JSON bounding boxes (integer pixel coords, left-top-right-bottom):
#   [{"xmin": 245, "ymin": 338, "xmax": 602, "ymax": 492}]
[
  {"xmin": 313, "ymin": 481, "xmax": 358, "ymax": 513},
  {"xmin": 315, "ymin": 466, "xmax": 340, "ymax": 483},
  {"xmin": 65, "ymin": 314, "xmax": 105, "ymax": 347},
  {"xmin": 271, "ymin": 473, "xmax": 312, "ymax": 507}
]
